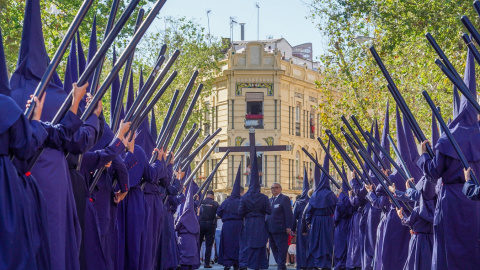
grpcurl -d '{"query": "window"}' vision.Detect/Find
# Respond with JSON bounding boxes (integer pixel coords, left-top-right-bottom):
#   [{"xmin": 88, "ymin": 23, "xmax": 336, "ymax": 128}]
[
  {"xmin": 245, "ymin": 92, "xmax": 264, "ymax": 129},
  {"xmin": 295, "ymin": 106, "xmax": 300, "ymax": 122}
]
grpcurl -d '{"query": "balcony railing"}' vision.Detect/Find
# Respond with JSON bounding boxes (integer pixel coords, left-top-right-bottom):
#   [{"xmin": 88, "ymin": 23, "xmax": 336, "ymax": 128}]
[{"xmin": 245, "ymin": 114, "xmax": 264, "ymax": 129}]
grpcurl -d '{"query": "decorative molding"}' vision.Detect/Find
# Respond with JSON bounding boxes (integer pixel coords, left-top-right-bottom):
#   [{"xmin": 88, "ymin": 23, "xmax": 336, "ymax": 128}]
[
  {"xmin": 236, "ymin": 82, "xmax": 274, "ymax": 96},
  {"xmin": 294, "ymin": 92, "xmax": 304, "ymax": 99},
  {"xmin": 263, "ymin": 137, "xmax": 274, "ymax": 146},
  {"xmin": 309, "ymin": 96, "xmax": 318, "ymax": 103},
  {"xmin": 235, "ymin": 137, "xmax": 246, "ymax": 146}
]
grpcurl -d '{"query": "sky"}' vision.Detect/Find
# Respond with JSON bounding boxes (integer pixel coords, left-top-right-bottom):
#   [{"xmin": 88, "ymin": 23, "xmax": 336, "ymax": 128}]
[{"xmin": 154, "ymin": 0, "xmax": 328, "ymax": 60}]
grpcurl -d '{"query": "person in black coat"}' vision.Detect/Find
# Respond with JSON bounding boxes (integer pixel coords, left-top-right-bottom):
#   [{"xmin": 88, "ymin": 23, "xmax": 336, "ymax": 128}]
[
  {"xmin": 199, "ymin": 190, "xmax": 220, "ymax": 268},
  {"xmin": 266, "ymin": 182, "xmax": 294, "ymax": 270}
]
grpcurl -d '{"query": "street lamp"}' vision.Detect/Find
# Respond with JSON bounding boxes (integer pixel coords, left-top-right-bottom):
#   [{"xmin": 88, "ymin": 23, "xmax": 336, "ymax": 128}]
[
  {"xmin": 354, "ymin": 35, "xmax": 375, "ymax": 44},
  {"xmin": 206, "ymin": 10, "xmax": 211, "ymax": 44}
]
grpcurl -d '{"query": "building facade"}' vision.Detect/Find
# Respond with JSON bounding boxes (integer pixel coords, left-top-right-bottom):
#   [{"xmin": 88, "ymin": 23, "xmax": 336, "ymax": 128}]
[{"xmin": 196, "ymin": 40, "xmax": 332, "ymax": 201}]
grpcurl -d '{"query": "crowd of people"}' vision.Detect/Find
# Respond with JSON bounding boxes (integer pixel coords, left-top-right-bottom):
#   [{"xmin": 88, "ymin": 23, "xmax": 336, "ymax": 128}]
[{"xmin": 4, "ymin": 1, "xmax": 480, "ymax": 270}]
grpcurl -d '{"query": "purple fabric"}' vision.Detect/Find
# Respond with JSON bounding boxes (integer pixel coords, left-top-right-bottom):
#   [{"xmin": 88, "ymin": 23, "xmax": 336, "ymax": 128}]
[
  {"xmin": 175, "ymin": 181, "xmax": 200, "ymax": 268},
  {"xmin": 238, "ymin": 153, "xmax": 271, "ymax": 269},
  {"xmin": 217, "ymin": 167, "xmax": 243, "ymax": 268},
  {"xmin": 0, "ymin": 95, "xmax": 49, "ymax": 269},
  {"xmin": 150, "ymin": 111, "xmax": 157, "ymax": 139},
  {"xmin": 334, "ymin": 192, "xmax": 353, "ymax": 269},
  {"xmin": 86, "ymin": 15, "xmax": 96, "ymax": 94},
  {"xmin": 10, "ymin": 0, "xmax": 65, "ymax": 122},
  {"xmin": 305, "ymin": 204, "xmax": 336, "ymax": 268},
  {"xmin": 453, "ymin": 86, "xmax": 461, "ymax": 120},
  {"xmin": 314, "ymin": 153, "xmax": 321, "ymax": 188},
  {"xmin": 0, "ymin": 29, "xmax": 10, "ymax": 96},
  {"xmin": 418, "ymin": 151, "xmax": 480, "ymax": 269},
  {"xmin": 401, "ymin": 207, "xmax": 433, "ymax": 270},
  {"xmin": 63, "ymin": 36, "xmax": 78, "ymax": 94},
  {"xmin": 380, "ymin": 101, "xmax": 391, "ymax": 170},
  {"xmin": 109, "ymin": 48, "xmax": 121, "ymax": 125},
  {"xmin": 310, "ymin": 141, "xmax": 337, "ymax": 209}
]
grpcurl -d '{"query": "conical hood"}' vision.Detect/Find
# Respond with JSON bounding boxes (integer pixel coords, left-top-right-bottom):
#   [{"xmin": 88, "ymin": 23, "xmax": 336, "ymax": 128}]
[
  {"xmin": 86, "ymin": 15, "xmax": 97, "ymax": 94},
  {"xmin": 317, "ymin": 140, "xmax": 331, "ymax": 192},
  {"xmin": 395, "ymin": 106, "xmax": 421, "ymax": 182},
  {"xmin": 150, "ymin": 111, "xmax": 157, "ymax": 139},
  {"xmin": 438, "ymin": 46, "xmax": 480, "ymax": 162},
  {"xmin": 63, "ymin": 36, "xmax": 78, "ymax": 94},
  {"xmin": 248, "ymin": 150, "xmax": 261, "ymax": 194},
  {"xmin": 380, "ymin": 101, "xmax": 391, "ymax": 170},
  {"xmin": 373, "ymin": 119, "xmax": 381, "ymax": 166},
  {"xmin": 135, "ymin": 69, "xmax": 155, "ymax": 157},
  {"xmin": 176, "ymin": 181, "xmax": 200, "ymax": 234},
  {"xmin": 0, "ymin": 28, "xmax": 10, "ymax": 96},
  {"xmin": 231, "ymin": 164, "xmax": 242, "ymax": 198},
  {"xmin": 76, "ymin": 31, "xmax": 86, "ymax": 75},
  {"xmin": 453, "ymin": 86, "xmax": 461, "ymax": 119},
  {"xmin": 310, "ymin": 140, "xmax": 337, "ymax": 209},
  {"xmin": 125, "ymin": 71, "xmax": 134, "ymax": 114},
  {"xmin": 10, "ymin": 0, "xmax": 65, "ymax": 121},
  {"xmin": 314, "ymin": 153, "xmax": 321, "ymax": 188},
  {"xmin": 402, "ymin": 113, "xmax": 420, "ymax": 163},
  {"xmin": 110, "ymin": 46, "xmax": 120, "ymax": 125},
  {"xmin": 297, "ymin": 167, "xmax": 309, "ymax": 203}
]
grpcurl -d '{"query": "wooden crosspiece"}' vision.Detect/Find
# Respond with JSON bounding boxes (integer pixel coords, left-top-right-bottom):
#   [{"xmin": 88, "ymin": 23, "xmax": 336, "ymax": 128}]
[{"xmin": 216, "ymin": 127, "xmax": 291, "ymax": 167}]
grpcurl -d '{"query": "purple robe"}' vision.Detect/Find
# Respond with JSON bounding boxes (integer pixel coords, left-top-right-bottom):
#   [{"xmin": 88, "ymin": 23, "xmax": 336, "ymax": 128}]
[
  {"xmin": 292, "ymin": 200, "xmax": 313, "ymax": 269},
  {"xmin": 346, "ymin": 178, "xmax": 366, "ymax": 269},
  {"xmin": 334, "ymin": 192, "xmax": 353, "ymax": 269},
  {"xmin": 176, "ymin": 182, "xmax": 201, "ymax": 269},
  {"xmin": 143, "ymin": 164, "xmax": 171, "ymax": 270},
  {"xmin": 117, "ymin": 145, "xmax": 164, "ymax": 270},
  {"xmin": 157, "ymin": 184, "xmax": 185, "ymax": 270},
  {"xmin": 0, "ymin": 94, "xmax": 49, "ymax": 269},
  {"xmin": 217, "ymin": 197, "xmax": 243, "ymax": 268}
]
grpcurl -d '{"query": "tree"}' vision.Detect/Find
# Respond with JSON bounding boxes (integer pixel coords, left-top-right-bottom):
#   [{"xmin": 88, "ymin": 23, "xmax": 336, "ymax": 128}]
[{"xmin": 308, "ymin": 0, "xmax": 480, "ymax": 165}]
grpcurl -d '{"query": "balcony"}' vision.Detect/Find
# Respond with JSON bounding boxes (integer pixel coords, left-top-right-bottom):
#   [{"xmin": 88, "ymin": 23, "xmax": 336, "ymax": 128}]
[{"xmin": 245, "ymin": 114, "xmax": 264, "ymax": 129}]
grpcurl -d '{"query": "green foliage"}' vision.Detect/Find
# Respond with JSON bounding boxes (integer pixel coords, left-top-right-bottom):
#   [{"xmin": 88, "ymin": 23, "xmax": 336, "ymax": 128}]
[
  {"xmin": 308, "ymin": 0, "xmax": 480, "ymax": 165},
  {"xmin": 1, "ymin": 1, "xmax": 225, "ymax": 148}
]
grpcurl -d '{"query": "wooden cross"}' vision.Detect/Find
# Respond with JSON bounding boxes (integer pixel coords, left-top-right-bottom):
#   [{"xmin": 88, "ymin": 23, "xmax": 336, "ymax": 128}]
[{"xmin": 216, "ymin": 127, "xmax": 291, "ymax": 167}]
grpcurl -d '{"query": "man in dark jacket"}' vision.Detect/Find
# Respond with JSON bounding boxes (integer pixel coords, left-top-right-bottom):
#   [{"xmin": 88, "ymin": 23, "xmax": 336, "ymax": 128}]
[
  {"xmin": 266, "ymin": 182, "xmax": 294, "ymax": 270},
  {"xmin": 199, "ymin": 190, "xmax": 220, "ymax": 268}
]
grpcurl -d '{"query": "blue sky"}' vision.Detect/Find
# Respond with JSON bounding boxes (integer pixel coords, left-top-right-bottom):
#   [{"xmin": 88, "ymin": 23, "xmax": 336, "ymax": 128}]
[{"xmin": 154, "ymin": 0, "xmax": 327, "ymax": 60}]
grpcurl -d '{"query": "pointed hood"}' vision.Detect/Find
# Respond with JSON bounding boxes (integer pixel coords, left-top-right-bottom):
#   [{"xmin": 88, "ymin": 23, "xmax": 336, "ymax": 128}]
[
  {"xmin": 309, "ymin": 140, "xmax": 337, "ymax": 209},
  {"xmin": 135, "ymin": 69, "xmax": 155, "ymax": 156},
  {"xmin": 176, "ymin": 181, "xmax": 200, "ymax": 234},
  {"xmin": 402, "ymin": 113, "xmax": 420, "ymax": 164},
  {"xmin": 314, "ymin": 153, "xmax": 321, "ymax": 188},
  {"xmin": 86, "ymin": 15, "xmax": 97, "ymax": 94},
  {"xmin": 231, "ymin": 164, "xmax": 242, "ymax": 198},
  {"xmin": 318, "ymin": 140, "xmax": 331, "ymax": 192},
  {"xmin": 380, "ymin": 101, "xmax": 391, "ymax": 170},
  {"xmin": 437, "ymin": 47, "xmax": 480, "ymax": 162},
  {"xmin": 222, "ymin": 164, "xmax": 243, "ymax": 214},
  {"xmin": 91, "ymin": 122, "xmax": 115, "ymax": 151},
  {"xmin": 373, "ymin": 119, "xmax": 381, "ymax": 166},
  {"xmin": 453, "ymin": 86, "xmax": 461, "ymax": 120},
  {"xmin": 76, "ymin": 31, "xmax": 86, "ymax": 75},
  {"xmin": 364, "ymin": 122, "xmax": 374, "ymax": 170},
  {"xmin": 10, "ymin": 0, "xmax": 66, "ymax": 121},
  {"xmin": 125, "ymin": 71, "xmax": 134, "ymax": 114},
  {"xmin": 248, "ymin": 151, "xmax": 261, "ymax": 194},
  {"xmin": 297, "ymin": 167, "xmax": 310, "ymax": 203},
  {"xmin": 0, "ymin": 28, "xmax": 10, "ymax": 96},
  {"xmin": 395, "ymin": 106, "xmax": 422, "ymax": 183},
  {"xmin": 63, "ymin": 36, "xmax": 78, "ymax": 94},
  {"xmin": 150, "ymin": 111, "xmax": 158, "ymax": 139},
  {"xmin": 395, "ymin": 106, "xmax": 410, "ymax": 176},
  {"xmin": 110, "ymin": 46, "xmax": 121, "ymax": 125}
]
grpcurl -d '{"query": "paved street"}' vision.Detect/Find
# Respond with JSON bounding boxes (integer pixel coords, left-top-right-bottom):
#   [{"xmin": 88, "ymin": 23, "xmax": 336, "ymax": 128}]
[{"xmin": 197, "ymin": 263, "xmax": 297, "ymax": 270}]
